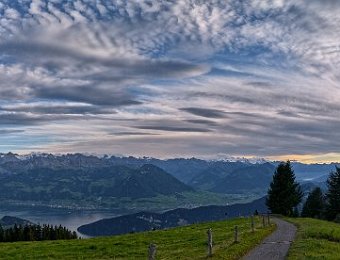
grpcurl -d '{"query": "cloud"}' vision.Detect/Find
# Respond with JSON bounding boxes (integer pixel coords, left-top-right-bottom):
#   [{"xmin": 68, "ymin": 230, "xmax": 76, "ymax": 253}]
[
  {"xmin": 184, "ymin": 119, "xmax": 219, "ymax": 126},
  {"xmin": 180, "ymin": 107, "xmax": 227, "ymax": 119},
  {"xmin": 110, "ymin": 132, "xmax": 159, "ymax": 136},
  {"xmin": 0, "ymin": 112, "xmax": 79, "ymax": 126},
  {"xmin": 135, "ymin": 125, "xmax": 212, "ymax": 133},
  {"xmin": 0, "ymin": 103, "xmax": 115, "ymax": 115},
  {"xmin": 0, "ymin": 40, "xmax": 208, "ymax": 78},
  {"xmin": 0, "ymin": 0, "xmax": 339, "ymax": 161},
  {"xmin": 0, "ymin": 129, "xmax": 25, "ymax": 135},
  {"xmin": 33, "ymin": 84, "xmax": 142, "ymax": 107}
]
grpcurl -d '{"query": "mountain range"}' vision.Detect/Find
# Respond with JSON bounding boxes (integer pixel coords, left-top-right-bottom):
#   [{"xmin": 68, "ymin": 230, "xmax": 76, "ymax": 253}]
[{"xmin": 0, "ymin": 153, "xmax": 336, "ymax": 211}]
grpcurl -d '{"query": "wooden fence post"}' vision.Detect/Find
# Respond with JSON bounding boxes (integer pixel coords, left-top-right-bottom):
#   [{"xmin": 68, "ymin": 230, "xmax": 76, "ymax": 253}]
[
  {"xmin": 234, "ymin": 225, "xmax": 239, "ymax": 243},
  {"xmin": 262, "ymin": 215, "xmax": 266, "ymax": 228},
  {"xmin": 267, "ymin": 212, "xmax": 270, "ymax": 225},
  {"xmin": 251, "ymin": 216, "xmax": 255, "ymax": 233},
  {"xmin": 148, "ymin": 243, "xmax": 157, "ymax": 260},
  {"xmin": 207, "ymin": 228, "xmax": 213, "ymax": 257}
]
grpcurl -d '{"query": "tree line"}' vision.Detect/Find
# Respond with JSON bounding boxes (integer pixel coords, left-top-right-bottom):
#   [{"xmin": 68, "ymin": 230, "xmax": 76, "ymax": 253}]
[
  {"xmin": 266, "ymin": 161, "xmax": 340, "ymax": 222},
  {"xmin": 0, "ymin": 224, "xmax": 78, "ymax": 242}
]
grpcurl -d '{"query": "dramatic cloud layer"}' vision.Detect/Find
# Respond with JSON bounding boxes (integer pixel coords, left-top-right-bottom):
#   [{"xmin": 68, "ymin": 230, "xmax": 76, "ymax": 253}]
[{"xmin": 0, "ymin": 0, "xmax": 339, "ymax": 162}]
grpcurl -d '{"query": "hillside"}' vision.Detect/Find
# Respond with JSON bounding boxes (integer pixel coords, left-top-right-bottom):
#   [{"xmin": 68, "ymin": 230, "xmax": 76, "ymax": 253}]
[
  {"xmin": 78, "ymin": 197, "xmax": 268, "ymax": 236},
  {"xmin": 0, "ymin": 217, "xmax": 275, "ymax": 259},
  {"xmin": 287, "ymin": 218, "xmax": 340, "ymax": 259},
  {"xmin": 0, "ymin": 164, "xmax": 193, "ymax": 208},
  {"xmin": 189, "ymin": 161, "xmax": 250, "ymax": 190},
  {"xmin": 0, "ymin": 216, "xmax": 33, "ymax": 229},
  {"xmin": 191, "ymin": 163, "xmax": 275, "ymax": 194}
]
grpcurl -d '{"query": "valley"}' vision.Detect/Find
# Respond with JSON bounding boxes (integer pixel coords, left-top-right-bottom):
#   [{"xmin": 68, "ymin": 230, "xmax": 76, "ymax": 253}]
[{"xmin": 0, "ymin": 153, "xmax": 335, "ymax": 237}]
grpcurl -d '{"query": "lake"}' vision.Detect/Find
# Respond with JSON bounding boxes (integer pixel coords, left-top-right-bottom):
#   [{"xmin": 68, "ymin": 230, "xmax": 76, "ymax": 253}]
[{"xmin": 0, "ymin": 205, "xmax": 129, "ymax": 238}]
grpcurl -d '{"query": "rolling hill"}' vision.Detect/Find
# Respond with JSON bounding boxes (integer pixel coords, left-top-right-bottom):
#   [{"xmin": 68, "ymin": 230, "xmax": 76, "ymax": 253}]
[
  {"xmin": 77, "ymin": 197, "xmax": 268, "ymax": 236},
  {"xmin": 0, "ymin": 216, "xmax": 33, "ymax": 229}
]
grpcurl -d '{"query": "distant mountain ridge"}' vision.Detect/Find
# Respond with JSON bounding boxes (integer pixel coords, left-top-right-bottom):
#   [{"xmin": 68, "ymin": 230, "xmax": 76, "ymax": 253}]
[
  {"xmin": 0, "ymin": 152, "xmax": 336, "ymax": 211},
  {"xmin": 0, "ymin": 152, "xmax": 336, "ymax": 182},
  {"xmin": 207, "ymin": 163, "xmax": 276, "ymax": 193}
]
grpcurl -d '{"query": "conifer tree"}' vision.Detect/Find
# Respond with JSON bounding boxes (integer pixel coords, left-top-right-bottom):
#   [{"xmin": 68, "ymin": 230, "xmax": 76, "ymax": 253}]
[
  {"xmin": 325, "ymin": 167, "xmax": 340, "ymax": 221},
  {"xmin": 0, "ymin": 224, "xmax": 77, "ymax": 242},
  {"xmin": 0, "ymin": 225, "xmax": 4, "ymax": 242},
  {"xmin": 266, "ymin": 161, "xmax": 303, "ymax": 216},
  {"xmin": 301, "ymin": 187, "xmax": 324, "ymax": 218},
  {"xmin": 292, "ymin": 207, "xmax": 300, "ymax": 217}
]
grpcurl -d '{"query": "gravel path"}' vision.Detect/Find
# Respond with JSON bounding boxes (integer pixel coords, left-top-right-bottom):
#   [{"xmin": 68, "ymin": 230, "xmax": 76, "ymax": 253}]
[{"xmin": 242, "ymin": 218, "xmax": 296, "ymax": 260}]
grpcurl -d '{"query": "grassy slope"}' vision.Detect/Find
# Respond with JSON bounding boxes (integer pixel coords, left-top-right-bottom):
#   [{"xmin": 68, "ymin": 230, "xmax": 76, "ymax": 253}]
[
  {"xmin": 287, "ymin": 218, "xmax": 340, "ymax": 260},
  {"xmin": 0, "ymin": 217, "xmax": 275, "ymax": 259}
]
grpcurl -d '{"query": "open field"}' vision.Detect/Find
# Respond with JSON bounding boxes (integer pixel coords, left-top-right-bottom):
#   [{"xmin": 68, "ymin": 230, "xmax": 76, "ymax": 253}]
[
  {"xmin": 287, "ymin": 218, "xmax": 340, "ymax": 260},
  {"xmin": 0, "ymin": 217, "xmax": 275, "ymax": 259}
]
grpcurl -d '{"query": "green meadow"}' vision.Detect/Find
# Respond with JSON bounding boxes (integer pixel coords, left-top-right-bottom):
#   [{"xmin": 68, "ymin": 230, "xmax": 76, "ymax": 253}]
[
  {"xmin": 0, "ymin": 217, "xmax": 275, "ymax": 259},
  {"xmin": 287, "ymin": 218, "xmax": 340, "ymax": 260}
]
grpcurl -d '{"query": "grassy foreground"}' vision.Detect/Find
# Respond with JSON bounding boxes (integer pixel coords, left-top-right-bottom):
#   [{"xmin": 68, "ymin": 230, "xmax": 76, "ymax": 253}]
[
  {"xmin": 287, "ymin": 218, "xmax": 340, "ymax": 260},
  {"xmin": 0, "ymin": 217, "xmax": 275, "ymax": 259}
]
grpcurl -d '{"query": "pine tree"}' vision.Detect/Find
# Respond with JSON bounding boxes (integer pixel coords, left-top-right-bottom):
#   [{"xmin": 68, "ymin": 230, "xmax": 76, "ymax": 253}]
[
  {"xmin": 0, "ymin": 224, "xmax": 77, "ymax": 242},
  {"xmin": 266, "ymin": 161, "xmax": 303, "ymax": 216},
  {"xmin": 292, "ymin": 207, "xmax": 300, "ymax": 217},
  {"xmin": 325, "ymin": 167, "xmax": 340, "ymax": 221},
  {"xmin": 301, "ymin": 187, "xmax": 324, "ymax": 218},
  {"xmin": 0, "ymin": 225, "xmax": 4, "ymax": 242}
]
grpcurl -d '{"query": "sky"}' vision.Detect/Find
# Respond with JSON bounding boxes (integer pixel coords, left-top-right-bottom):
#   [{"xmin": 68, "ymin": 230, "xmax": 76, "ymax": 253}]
[{"xmin": 0, "ymin": 0, "xmax": 340, "ymax": 162}]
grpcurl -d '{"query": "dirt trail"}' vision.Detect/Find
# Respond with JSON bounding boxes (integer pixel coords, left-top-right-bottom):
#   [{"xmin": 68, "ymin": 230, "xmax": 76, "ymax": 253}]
[{"xmin": 242, "ymin": 218, "xmax": 296, "ymax": 260}]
